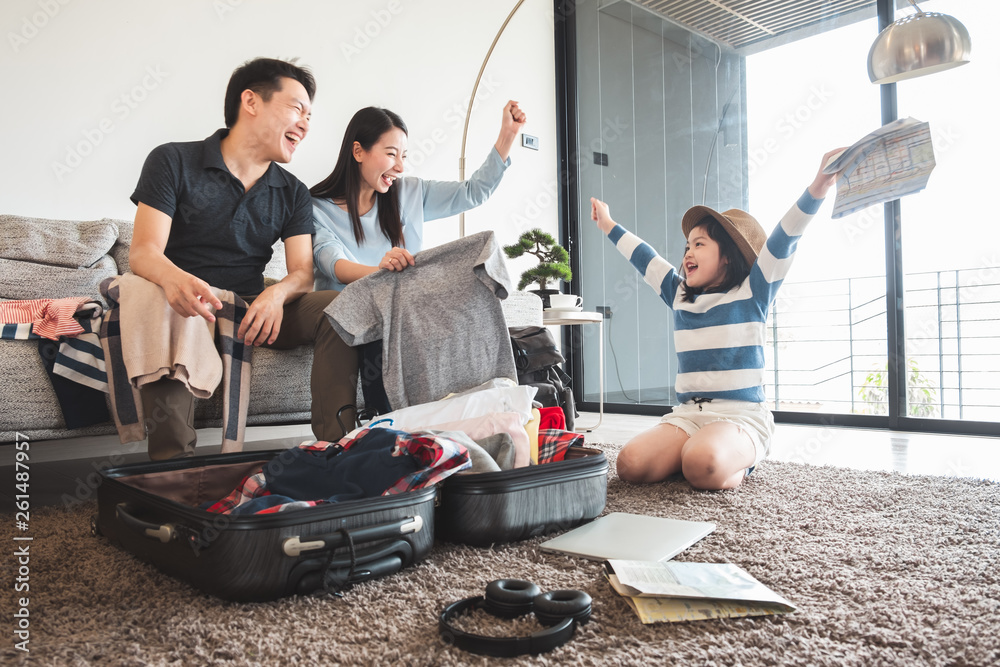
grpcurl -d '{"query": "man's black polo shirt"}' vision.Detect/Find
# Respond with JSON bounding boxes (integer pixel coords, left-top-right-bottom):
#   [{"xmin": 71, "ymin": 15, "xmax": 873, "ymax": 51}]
[{"xmin": 130, "ymin": 128, "xmax": 313, "ymax": 296}]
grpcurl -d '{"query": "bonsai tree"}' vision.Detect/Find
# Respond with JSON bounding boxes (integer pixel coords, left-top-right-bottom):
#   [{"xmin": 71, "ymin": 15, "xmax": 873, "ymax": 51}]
[{"xmin": 503, "ymin": 228, "xmax": 572, "ymax": 292}]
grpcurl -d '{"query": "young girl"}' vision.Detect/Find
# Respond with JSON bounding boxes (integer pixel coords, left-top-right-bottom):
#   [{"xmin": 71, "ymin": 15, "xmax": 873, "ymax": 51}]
[
  {"xmin": 590, "ymin": 148, "xmax": 844, "ymax": 490},
  {"xmin": 310, "ymin": 101, "xmax": 526, "ymax": 291}
]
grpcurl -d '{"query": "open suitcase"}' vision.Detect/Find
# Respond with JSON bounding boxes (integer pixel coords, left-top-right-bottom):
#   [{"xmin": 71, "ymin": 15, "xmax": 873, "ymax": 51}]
[
  {"xmin": 93, "ymin": 449, "xmax": 435, "ymax": 602},
  {"xmin": 435, "ymin": 445, "xmax": 608, "ymax": 546}
]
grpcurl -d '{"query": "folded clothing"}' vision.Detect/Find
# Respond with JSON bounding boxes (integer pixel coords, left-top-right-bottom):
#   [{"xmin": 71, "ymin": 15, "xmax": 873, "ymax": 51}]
[{"xmin": 206, "ymin": 427, "xmax": 471, "ymax": 515}]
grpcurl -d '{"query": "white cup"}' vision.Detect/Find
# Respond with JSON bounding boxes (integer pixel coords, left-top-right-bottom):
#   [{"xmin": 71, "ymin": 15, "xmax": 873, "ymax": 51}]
[{"xmin": 548, "ymin": 293, "xmax": 583, "ymax": 310}]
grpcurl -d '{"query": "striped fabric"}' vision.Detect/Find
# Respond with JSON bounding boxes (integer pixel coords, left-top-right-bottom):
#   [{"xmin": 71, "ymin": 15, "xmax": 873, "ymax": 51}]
[
  {"xmin": 98, "ymin": 275, "xmax": 253, "ymax": 451},
  {"xmin": 53, "ymin": 315, "xmax": 108, "ymax": 393},
  {"xmin": 606, "ymin": 190, "xmax": 822, "ymax": 404},
  {"xmin": 1, "ymin": 323, "xmax": 39, "ymax": 340},
  {"xmin": 0, "ymin": 296, "xmax": 92, "ymax": 340}
]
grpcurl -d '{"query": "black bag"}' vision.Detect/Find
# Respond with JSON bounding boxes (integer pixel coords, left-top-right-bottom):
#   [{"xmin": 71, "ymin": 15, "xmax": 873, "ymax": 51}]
[{"xmin": 508, "ymin": 326, "xmax": 577, "ymax": 430}]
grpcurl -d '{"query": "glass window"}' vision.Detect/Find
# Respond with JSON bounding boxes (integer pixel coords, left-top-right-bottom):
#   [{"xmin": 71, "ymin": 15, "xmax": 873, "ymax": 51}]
[
  {"xmin": 897, "ymin": 0, "xmax": 999, "ymax": 422},
  {"xmin": 746, "ymin": 18, "xmax": 886, "ymax": 416}
]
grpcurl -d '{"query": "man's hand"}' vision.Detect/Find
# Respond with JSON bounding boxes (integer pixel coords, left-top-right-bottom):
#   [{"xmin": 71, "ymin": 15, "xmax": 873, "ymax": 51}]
[
  {"xmin": 130, "ymin": 202, "xmax": 224, "ymax": 322},
  {"xmin": 238, "ymin": 286, "xmax": 284, "ymax": 346},
  {"xmin": 161, "ymin": 273, "xmax": 225, "ymax": 322}
]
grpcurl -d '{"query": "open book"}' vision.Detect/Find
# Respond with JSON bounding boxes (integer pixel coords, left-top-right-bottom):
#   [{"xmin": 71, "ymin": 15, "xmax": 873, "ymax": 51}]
[
  {"xmin": 823, "ymin": 117, "xmax": 936, "ymax": 219},
  {"xmin": 604, "ymin": 560, "xmax": 795, "ymax": 624}
]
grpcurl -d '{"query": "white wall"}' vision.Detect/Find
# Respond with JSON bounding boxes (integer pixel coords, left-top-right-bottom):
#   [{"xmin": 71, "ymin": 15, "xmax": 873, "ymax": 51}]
[{"xmin": 0, "ymin": 0, "xmax": 558, "ymax": 261}]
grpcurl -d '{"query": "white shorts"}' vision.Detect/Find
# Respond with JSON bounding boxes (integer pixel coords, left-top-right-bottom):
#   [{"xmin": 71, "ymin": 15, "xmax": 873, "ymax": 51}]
[{"xmin": 659, "ymin": 399, "xmax": 774, "ymax": 469}]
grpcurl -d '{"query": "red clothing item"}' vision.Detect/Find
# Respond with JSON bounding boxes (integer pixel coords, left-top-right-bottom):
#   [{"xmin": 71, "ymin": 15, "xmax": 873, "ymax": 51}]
[
  {"xmin": 0, "ymin": 297, "xmax": 91, "ymax": 340},
  {"xmin": 538, "ymin": 406, "xmax": 566, "ymax": 431}
]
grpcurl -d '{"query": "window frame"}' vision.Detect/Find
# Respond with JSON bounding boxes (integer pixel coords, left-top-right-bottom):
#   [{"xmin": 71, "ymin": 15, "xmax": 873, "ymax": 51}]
[{"xmin": 553, "ymin": 0, "xmax": 1000, "ymax": 438}]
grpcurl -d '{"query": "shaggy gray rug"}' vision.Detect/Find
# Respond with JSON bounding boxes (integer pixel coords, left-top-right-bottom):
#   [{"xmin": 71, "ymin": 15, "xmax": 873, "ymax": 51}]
[{"xmin": 3, "ymin": 443, "xmax": 999, "ymax": 666}]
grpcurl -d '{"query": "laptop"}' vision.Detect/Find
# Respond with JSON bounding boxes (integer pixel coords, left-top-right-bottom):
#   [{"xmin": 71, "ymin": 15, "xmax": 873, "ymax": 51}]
[{"xmin": 538, "ymin": 512, "xmax": 716, "ymax": 562}]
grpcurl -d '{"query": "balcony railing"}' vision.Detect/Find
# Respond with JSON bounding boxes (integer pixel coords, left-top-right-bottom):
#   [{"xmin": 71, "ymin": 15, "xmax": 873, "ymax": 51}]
[{"xmin": 765, "ymin": 267, "xmax": 1000, "ymax": 421}]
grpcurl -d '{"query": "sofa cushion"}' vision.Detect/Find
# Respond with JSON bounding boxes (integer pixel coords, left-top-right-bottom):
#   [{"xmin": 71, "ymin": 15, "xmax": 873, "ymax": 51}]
[
  {"xmin": 109, "ymin": 218, "xmax": 133, "ymax": 274},
  {"xmin": 0, "ymin": 214, "xmax": 119, "ymax": 268},
  {"xmin": 0, "ymin": 255, "xmax": 118, "ymax": 303}
]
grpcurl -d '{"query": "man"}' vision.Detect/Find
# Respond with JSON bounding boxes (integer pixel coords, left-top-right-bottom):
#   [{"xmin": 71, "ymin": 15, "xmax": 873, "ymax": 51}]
[{"xmin": 128, "ymin": 58, "xmax": 357, "ymax": 459}]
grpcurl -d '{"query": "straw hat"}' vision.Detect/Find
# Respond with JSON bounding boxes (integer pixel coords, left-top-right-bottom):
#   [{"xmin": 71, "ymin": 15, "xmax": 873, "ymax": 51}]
[{"xmin": 681, "ymin": 205, "xmax": 766, "ymax": 268}]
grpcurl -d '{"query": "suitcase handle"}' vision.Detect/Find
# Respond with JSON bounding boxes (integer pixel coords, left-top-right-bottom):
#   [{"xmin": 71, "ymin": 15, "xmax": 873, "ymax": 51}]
[
  {"xmin": 326, "ymin": 538, "xmax": 413, "ymax": 575},
  {"xmin": 289, "ymin": 538, "xmax": 415, "ymax": 596},
  {"xmin": 115, "ymin": 503, "xmax": 175, "ymax": 543},
  {"xmin": 282, "ymin": 515, "xmax": 424, "ymax": 557}
]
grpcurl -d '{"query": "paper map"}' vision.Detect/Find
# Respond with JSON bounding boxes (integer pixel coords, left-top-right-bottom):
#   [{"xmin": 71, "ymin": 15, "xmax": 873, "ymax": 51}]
[
  {"xmin": 604, "ymin": 560, "xmax": 795, "ymax": 624},
  {"xmin": 823, "ymin": 117, "xmax": 936, "ymax": 219}
]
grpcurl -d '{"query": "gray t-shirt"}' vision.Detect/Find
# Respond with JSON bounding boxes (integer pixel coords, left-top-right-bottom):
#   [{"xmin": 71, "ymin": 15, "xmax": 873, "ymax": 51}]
[
  {"xmin": 325, "ymin": 231, "xmax": 517, "ymax": 409},
  {"xmin": 130, "ymin": 129, "xmax": 313, "ymax": 296}
]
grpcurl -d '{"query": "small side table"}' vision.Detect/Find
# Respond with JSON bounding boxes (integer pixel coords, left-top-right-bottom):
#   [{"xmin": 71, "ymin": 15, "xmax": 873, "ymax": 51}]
[{"xmin": 541, "ymin": 309, "xmax": 604, "ymax": 432}]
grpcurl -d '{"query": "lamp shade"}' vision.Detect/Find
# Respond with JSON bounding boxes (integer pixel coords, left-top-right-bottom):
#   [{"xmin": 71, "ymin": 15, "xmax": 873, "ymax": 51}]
[{"xmin": 868, "ymin": 10, "xmax": 972, "ymax": 84}]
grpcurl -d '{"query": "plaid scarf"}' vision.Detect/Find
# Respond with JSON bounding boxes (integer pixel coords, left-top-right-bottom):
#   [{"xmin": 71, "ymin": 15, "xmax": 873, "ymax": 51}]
[
  {"xmin": 99, "ymin": 275, "xmax": 252, "ymax": 451},
  {"xmin": 537, "ymin": 429, "xmax": 585, "ymax": 464}
]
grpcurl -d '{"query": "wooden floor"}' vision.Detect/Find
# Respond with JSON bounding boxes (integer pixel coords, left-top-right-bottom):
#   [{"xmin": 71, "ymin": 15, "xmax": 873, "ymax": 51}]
[
  {"xmin": 583, "ymin": 412, "xmax": 1000, "ymax": 481},
  {"xmin": 3, "ymin": 411, "xmax": 998, "ymax": 512}
]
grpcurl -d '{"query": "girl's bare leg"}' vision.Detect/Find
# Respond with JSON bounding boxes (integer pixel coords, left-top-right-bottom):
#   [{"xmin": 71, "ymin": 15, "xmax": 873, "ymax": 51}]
[
  {"xmin": 679, "ymin": 421, "xmax": 756, "ymax": 490},
  {"xmin": 616, "ymin": 423, "xmax": 690, "ymax": 483}
]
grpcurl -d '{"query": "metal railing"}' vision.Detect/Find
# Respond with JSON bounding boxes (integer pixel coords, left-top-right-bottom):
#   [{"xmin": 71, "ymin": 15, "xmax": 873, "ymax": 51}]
[{"xmin": 765, "ymin": 267, "xmax": 1000, "ymax": 421}]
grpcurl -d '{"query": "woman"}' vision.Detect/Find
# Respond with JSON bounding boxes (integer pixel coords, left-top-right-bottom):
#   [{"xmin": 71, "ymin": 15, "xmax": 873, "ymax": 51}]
[{"xmin": 310, "ymin": 101, "xmax": 527, "ymax": 291}]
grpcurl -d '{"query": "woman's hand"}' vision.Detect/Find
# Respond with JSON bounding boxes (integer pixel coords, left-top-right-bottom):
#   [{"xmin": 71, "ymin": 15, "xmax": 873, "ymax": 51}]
[
  {"xmin": 591, "ymin": 197, "xmax": 617, "ymax": 235},
  {"xmin": 809, "ymin": 147, "xmax": 850, "ymax": 200},
  {"xmin": 501, "ymin": 100, "xmax": 526, "ymax": 137},
  {"xmin": 378, "ymin": 247, "xmax": 415, "ymax": 272},
  {"xmin": 494, "ymin": 100, "xmax": 527, "ymax": 161}
]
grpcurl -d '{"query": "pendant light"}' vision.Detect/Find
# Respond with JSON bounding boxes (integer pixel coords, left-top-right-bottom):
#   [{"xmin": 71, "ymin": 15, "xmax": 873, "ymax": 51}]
[{"xmin": 868, "ymin": 1, "xmax": 972, "ymax": 84}]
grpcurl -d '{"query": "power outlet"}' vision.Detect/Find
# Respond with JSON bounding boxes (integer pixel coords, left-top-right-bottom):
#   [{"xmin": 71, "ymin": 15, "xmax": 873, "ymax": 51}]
[{"xmin": 596, "ymin": 306, "xmax": 612, "ymax": 319}]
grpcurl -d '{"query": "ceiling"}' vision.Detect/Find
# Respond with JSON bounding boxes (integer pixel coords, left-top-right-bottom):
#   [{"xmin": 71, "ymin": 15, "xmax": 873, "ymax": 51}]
[{"xmin": 625, "ymin": 0, "xmax": 882, "ymax": 53}]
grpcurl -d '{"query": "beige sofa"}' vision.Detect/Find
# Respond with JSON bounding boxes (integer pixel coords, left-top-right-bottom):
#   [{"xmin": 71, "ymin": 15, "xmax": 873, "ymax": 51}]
[{"xmin": 0, "ymin": 214, "xmax": 542, "ymax": 443}]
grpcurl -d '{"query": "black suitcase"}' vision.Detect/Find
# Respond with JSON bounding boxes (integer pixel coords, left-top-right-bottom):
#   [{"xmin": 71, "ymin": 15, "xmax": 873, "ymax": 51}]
[
  {"xmin": 93, "ymin": 449, "xmax": 435, "ymax": 602},
  {"xmin": 435, "ymin": 445, "xmax": 608, "ymax": 546}
]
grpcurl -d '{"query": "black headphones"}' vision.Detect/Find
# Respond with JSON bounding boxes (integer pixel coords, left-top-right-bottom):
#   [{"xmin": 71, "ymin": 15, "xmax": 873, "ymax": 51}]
[{"xmin": 439, "ymin": 579, "xmax": 592, "ymax": 657}]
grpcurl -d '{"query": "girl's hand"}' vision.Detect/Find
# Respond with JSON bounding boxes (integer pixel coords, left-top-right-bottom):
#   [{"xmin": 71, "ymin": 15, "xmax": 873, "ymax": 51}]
[
  {"xmin": 809, "ymin": 147, "xmax": 850, "ymax": 199},
  {"xmin": 591, "ymin": 197, "xmax": 616, "ymax": 234},
  {"xmin": 379, "ymin": 247, "xmax": 415, "ymax": 272}
]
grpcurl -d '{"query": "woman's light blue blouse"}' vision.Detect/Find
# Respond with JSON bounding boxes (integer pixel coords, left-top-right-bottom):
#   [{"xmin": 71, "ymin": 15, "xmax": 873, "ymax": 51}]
[{"xmin": 312, "ymin": 147, "xmax": 510, "ymax": 292}]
